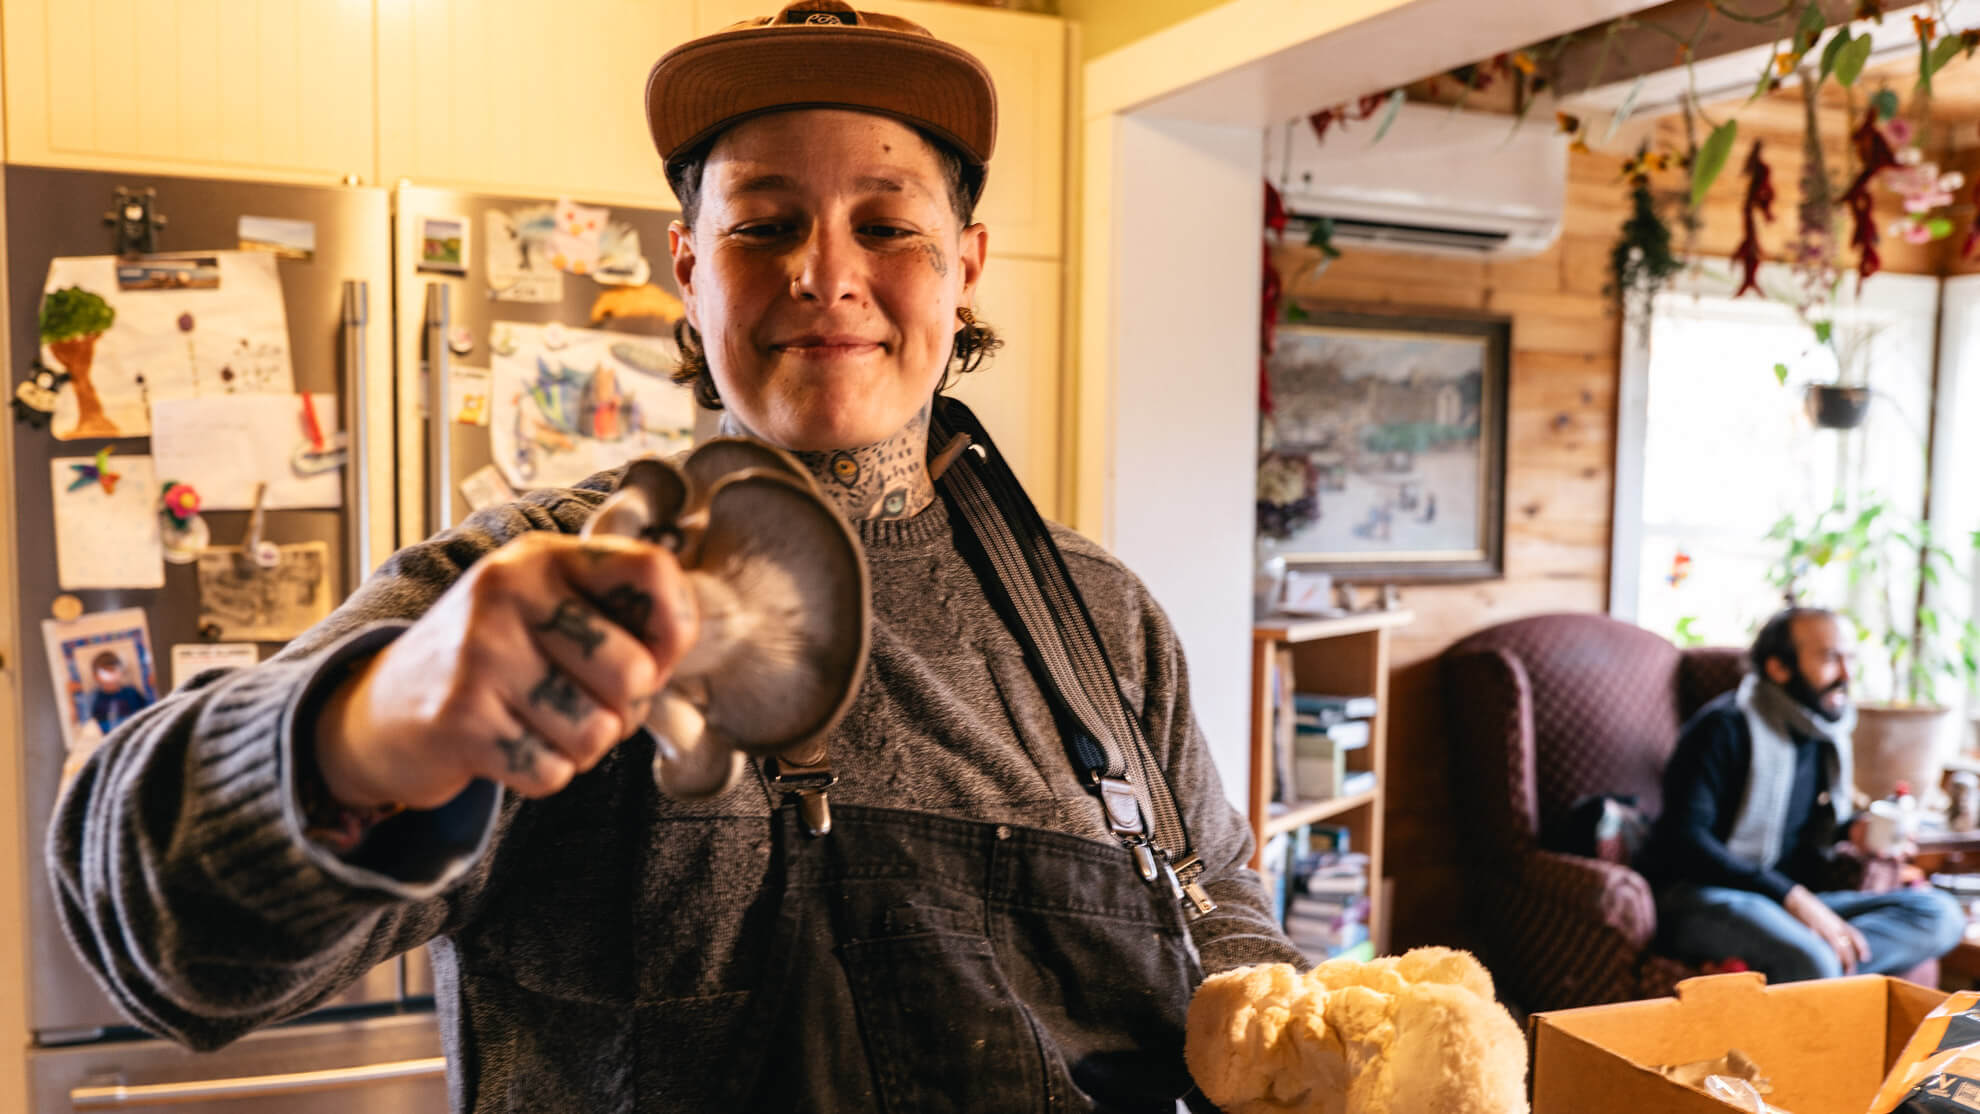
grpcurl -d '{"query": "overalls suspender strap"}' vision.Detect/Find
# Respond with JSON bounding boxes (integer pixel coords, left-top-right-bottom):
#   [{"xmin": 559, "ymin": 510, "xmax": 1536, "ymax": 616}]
[{"xmin": 930, "ymin": 394, "xmax": 1217, "ymax": 919}]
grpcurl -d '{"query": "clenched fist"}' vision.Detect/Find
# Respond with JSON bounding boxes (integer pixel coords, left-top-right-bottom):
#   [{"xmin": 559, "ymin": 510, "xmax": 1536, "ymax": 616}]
[{"xmin": 311, "ymin": 533, "xmax": 699, "ymax": 810}]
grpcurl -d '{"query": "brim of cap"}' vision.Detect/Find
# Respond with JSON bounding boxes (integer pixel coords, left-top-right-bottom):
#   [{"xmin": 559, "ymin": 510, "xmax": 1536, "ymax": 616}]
[{"xmin": 647, "ymin": 26, "xmax": 996, "ymax": 172}]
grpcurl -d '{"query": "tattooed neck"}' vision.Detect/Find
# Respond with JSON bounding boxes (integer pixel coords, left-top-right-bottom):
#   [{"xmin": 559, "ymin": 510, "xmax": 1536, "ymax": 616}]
[{"xmin": 718, "ymin": 408, "xmax": 935, "ymax": 522}]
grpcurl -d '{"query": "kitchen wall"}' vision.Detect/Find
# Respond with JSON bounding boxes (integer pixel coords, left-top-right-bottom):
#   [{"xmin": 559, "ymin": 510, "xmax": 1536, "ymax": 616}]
[{"xmin": 1273, "ymin": 134, "xmax": 1944, "ymax": 949}]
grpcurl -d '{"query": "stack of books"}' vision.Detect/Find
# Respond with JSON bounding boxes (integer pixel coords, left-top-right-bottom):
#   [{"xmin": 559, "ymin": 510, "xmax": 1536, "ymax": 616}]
[
  {"xmin": 1288, "ymin": 849, "xmax": 1373, "ymax": 960},
  {"xmin": 1275, "ymin": 825, "xmax": 1375, "ymax": 961},
  {"xmin": 1291, "ymin": 693, "xmax": 1375, "ymax": 801}
]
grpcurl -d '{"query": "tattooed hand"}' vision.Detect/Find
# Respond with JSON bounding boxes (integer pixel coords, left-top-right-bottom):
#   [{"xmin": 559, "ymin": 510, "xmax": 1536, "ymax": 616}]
[{"xmin": 312, "ymin": 532, "xmax": 698, "ymax": 809}]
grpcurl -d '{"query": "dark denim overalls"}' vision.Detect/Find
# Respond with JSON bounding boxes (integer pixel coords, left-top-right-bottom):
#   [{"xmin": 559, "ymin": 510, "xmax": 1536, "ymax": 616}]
[{"xmin": 726, "ymin": 803, "xmax": 1206, "ymax": 1112}]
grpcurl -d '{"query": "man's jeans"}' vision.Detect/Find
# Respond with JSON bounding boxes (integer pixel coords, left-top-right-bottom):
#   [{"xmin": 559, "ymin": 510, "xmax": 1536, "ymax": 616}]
[{"xmin": 1658, "ymin": 882, "xmax": 1966, "ymax": 983}]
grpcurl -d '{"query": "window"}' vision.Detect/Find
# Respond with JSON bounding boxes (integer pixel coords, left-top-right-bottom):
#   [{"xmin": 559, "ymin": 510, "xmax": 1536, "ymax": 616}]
[{"xmin": 1616, "ymin": 262, "xmax": 1939, "ymax": 703}]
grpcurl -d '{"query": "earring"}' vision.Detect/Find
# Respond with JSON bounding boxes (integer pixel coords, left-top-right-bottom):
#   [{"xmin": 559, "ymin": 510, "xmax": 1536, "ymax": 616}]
[{"xmin": 957, "ymin": 305, "xmax": 977, "ymax": 326}]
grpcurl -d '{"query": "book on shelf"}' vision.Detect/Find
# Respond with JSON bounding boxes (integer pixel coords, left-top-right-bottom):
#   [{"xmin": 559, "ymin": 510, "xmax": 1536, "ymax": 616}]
[
  {"xmin": 1260, "ymin": 831, "xmax": 1293, "ymax": 926},
  {"xmin": 1293, "ymin": 693, "xmax": 1378, "ymax": 725},
  {"xmin": 1294, "ymin": 850, "xmax": 1369, "ymax": 897},
  {"xmin": 1271, "ymin": 646, "xmax": 1298, "ymax": 805},
  {"xmin": 1293, "ymin": 718, "xmax": 1370, "ymax": 752},
  {"xmin": 1291, "ymin": 756, "xmax": 1376, "ymax": 803},
  {"xmin": 1293, "ymin": 751, "xmax": 1345, "ymax": 801},
  {"xmin": 1301, "ymin": 872, "xmax": 1370, "ymax": 899},
  {"xmin": 1287, "ymin": 917, "xmax": 1369, "ymax": 959},
  {"xmin": 1288, "ymin": 892, "xmax": 1370, "ymax": 931},
  {"xmin": 1303, "ymin": 824, "xmax": 1350, "ymax": 856}
]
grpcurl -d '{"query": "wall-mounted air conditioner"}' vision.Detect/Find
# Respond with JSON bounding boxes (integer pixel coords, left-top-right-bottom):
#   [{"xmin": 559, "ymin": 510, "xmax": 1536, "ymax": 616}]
[{"xmin": 1266, "ymin": 103, "xmax": 1568, "ymax": 260}]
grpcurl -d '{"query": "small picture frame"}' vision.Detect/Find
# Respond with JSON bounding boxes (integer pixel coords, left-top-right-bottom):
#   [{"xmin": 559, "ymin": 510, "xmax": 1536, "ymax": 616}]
[
  {"xmin": 42, "ymin": 607, "xmax": 159, "ymax": 756},
  {"xmin": 1280, "ymin": 568, "xmax": 1337, "ymax": 616},
  {"xmin": 417, "ymin": 215, "xmax": 470, "ymax": 274}
]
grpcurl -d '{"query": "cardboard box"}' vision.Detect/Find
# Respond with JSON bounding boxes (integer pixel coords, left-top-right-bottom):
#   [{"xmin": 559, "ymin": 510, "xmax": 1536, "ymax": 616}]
[{"xmin": 1531, "ymin": 972, "xmax": 1949, "ymax": 1114}]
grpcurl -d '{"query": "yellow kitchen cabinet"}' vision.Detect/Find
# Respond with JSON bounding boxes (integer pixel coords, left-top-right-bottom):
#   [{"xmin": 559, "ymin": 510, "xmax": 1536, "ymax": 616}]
[
  {"xmin": 948, "ymin": 254, "xmax": 1063, "ymax": 520},
  {"xmin": 377, "ymin": 0, "xmax": 695, "ymax": 207},
  {"xmin": 3, "ymin": 0, "xmax": 376, "ymax": 183},
  {"xmin": 695, "ymin": 0, "xmax": 1068, "ymax": 260}
]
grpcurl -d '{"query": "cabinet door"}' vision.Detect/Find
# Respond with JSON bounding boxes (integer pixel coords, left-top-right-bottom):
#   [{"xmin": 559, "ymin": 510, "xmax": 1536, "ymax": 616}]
[
  {"xmin": 4, "ymin": 0, "xmax": 375, "ymax": 183},
  {"xmin": 694, "ymin": 0, "xmax": 1067, "ymax": 259},
  {"xmin": 949, "ymin": 254, "xmax": 1062, "ymax": 520},
  {"xmin": 377, "ymin": 0, "xmax": 692, "ymax": 206}
]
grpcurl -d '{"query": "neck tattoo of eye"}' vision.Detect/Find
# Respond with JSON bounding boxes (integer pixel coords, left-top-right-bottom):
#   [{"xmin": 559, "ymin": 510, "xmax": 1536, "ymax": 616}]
[{"xmin": 791, "ymin": 404, "xmax": 935, "ymax": 521}]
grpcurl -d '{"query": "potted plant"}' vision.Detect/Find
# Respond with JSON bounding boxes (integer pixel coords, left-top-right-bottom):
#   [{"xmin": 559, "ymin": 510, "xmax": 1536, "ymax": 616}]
[
  {"xmin": 1795, "ymin": 312, "xmax": 1888, "ymax": 430},
  {"xmin": 1767, "ymin": 497, "xmax": 1980, "ymax": 800}
]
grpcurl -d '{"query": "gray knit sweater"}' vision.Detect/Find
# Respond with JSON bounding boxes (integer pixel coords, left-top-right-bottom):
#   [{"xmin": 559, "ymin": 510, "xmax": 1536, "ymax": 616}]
[{"xmin": 48, "ymin": 467, "xmax": 1300, "ymax": 1108}]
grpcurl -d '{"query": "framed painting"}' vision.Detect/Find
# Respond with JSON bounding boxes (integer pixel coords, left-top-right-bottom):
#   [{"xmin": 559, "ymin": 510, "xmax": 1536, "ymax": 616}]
[{"xmin": 1257, "ymin": 307, "xmax": 1509, "ymax": 582}]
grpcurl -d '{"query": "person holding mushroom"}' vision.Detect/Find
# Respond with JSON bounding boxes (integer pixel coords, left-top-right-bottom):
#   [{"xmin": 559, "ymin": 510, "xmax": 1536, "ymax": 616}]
[{"xmin": 47, "ymin": 5, "xmax": 1306, "ymax": 1110}]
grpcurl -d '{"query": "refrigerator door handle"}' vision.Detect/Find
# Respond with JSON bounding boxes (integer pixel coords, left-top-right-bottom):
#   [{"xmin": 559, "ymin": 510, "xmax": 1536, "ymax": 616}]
[
  {"xmin": 424, "ymin": 282, "xmax": 452, "ymax": 534},
  {"xmin": 69, "ymin": 1056, "xmax": 446, "ymax": 1107},
  {"xmin": 341, "ymin": 279, "xmax": 372, "ymax": 581}
]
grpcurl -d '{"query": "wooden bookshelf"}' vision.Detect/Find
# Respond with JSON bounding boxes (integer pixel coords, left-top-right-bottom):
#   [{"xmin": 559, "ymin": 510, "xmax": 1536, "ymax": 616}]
[{"xmin": 1249, "ymin": 609, "xmax": 1411, "ymax": 955}]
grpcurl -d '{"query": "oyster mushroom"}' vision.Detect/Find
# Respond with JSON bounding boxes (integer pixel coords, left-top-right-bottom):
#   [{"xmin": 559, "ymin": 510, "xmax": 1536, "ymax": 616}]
[{"xmin": 582, "ymin": 441, "xmax": 870, "ymax": 799}]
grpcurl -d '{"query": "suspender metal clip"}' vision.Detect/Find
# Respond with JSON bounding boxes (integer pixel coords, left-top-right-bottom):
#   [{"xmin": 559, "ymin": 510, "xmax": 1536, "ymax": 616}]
[
  {"xmin": 766, "ymin": 757, "xmax": 839, "ymax": 838},
  {"xmin": 1167, "ymin": 853, "xmax": 1218, "ymax": 918}
]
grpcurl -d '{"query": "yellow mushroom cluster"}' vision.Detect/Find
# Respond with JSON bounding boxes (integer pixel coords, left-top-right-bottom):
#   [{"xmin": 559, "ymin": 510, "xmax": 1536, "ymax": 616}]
[{"xmin": 1184, "ymin": 947, "xmax": 1528, "ymax": 1114}]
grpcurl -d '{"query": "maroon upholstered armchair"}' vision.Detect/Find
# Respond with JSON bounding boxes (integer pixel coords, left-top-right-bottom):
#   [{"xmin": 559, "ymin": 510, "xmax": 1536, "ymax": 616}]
[{"xmin": 1441, "ymin": 612, "xmax": 1745, "ymax": 1012}]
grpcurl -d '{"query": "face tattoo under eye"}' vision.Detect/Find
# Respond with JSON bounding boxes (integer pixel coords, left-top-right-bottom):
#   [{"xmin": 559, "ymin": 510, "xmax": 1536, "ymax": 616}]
[{"xmin": 918, "ymin": 240, "xmax": 948, "ymax": 278}]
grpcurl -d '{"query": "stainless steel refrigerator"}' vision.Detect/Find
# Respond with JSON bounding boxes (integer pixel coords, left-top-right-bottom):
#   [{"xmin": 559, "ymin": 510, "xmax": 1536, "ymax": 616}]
[
  {"xmin": 389, "ymin": 184, "xmax": 688, "ymax": 547},
  {"xmin": 9, "ymin": 165, "xmax": 688, "ymax": 1111}
]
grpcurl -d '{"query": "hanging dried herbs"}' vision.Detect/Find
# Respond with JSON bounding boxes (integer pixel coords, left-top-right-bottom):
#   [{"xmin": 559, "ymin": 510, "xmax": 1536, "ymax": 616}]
[
  {"xmin": 1609, "ymin": 155, "xmax": 1682, "ymax": 330},
  {"xmin": 1963, "ymin": 179, "xmax": 1980, "ymax": 259},
  {"xmin": 1839, "ymin": 103, "xmax": 1900, "ymax": 285},
  {"xmin": 1260, "ymin": 180, "xmax": 1287, "ymax": 417},
  {"xmin": 1733, "ymin": 140, "xmax": 1777, "ymax": 298}
]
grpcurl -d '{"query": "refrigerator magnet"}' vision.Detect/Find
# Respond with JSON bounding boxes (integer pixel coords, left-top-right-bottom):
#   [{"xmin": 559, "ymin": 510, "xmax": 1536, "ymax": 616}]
[
  {"xmin": 11, "ymin": 364, "xmax": 60, "ymax": 430},
  {"xmin": 160, "ymin": 516, "xmax": 211, "ymax": 565},
  {"xmin": 238, "ymin": 215, "xmax": 316, "ymax": 262},
  {"xmin": 416, "ymin": 215, "xmax": 471, "ymax": 275},
  {"xmin": 158, "ymin": 481, "xmax": 210, "ymax": 565}
]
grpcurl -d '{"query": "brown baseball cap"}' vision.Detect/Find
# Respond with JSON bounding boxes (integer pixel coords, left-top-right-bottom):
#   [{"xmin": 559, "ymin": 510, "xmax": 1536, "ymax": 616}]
[{"xmin": 646, "ymin": 0, "xmax": 997, "ymax": 187}]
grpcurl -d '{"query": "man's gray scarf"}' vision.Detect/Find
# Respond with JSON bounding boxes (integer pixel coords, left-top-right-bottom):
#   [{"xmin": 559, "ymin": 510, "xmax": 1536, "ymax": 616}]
[{"xmin": 1724, "ymin": 673, "xmax": 1855, "ymax": 870}]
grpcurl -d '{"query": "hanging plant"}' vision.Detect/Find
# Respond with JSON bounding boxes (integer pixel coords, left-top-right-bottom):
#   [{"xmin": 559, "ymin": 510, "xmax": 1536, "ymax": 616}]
[
  {"xmin": 1609, "ymin": 149, "xmax": 1682, "ymax": 330},
  {"xmin": 1877, "ymin": 114, "xmax": 1965, "ymax": 244}
]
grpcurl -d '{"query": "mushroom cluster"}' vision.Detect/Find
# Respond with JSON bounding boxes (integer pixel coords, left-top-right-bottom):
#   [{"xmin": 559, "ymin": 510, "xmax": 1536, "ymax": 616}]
[{"xmin": 582, "ymin": 438, "xmax": 871, "ymax": 799}]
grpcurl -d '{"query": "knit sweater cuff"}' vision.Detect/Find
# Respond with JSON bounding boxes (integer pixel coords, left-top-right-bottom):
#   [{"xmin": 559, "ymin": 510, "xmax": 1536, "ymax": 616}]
[{"xmin": 272, "ymin": 622, "xmax": 502, "ymax": 902}]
